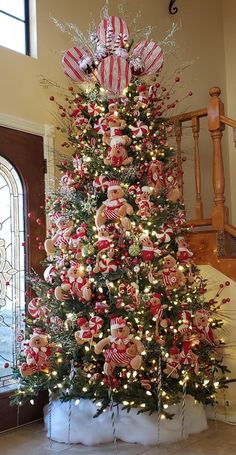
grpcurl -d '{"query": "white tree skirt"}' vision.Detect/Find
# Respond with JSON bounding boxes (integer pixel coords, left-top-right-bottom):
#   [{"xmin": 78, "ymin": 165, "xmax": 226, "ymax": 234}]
[{"xmin": 44, "ymin": 396, "xmax": 208, "ymax": 446}]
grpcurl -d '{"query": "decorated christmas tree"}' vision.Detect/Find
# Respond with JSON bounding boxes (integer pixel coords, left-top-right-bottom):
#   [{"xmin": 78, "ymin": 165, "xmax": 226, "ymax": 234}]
[{"xmin": 13, "ymin": 11, "xmax": 230, "ymax": 443}]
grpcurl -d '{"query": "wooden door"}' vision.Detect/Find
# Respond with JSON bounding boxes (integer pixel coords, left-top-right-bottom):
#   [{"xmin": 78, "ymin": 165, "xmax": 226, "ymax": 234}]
[{"xmin": 0, "ymin": 126, "xmax": 48, "ymax": 431}]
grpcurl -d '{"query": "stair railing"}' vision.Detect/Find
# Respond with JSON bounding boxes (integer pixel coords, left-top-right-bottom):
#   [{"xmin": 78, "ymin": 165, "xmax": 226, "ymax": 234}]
[{"xmin": 169, "ymin": 86, "xmax": 236, "ymax": 238}]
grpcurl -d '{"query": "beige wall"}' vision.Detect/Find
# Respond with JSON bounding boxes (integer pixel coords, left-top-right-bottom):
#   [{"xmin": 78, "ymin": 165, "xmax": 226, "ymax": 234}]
[
  {"xmin": 0, "ymin": 0, "xmax": 235, "ymax": 417},
  {"xmin": 0, "ymin": 0, "xmax": 229, "ymax": 209},
  {"xmin": 222, "ymin": 0, "xmax": 236, "ymax": 225},
  {"xmin": 200, "ymin": 265, "xmax": 236, "ymax": 421}
]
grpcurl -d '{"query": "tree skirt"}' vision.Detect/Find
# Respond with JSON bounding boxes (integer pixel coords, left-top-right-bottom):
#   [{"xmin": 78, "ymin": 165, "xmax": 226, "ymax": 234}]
[{"xmin": 44, "ymin": 396, "xmax": 208, "ymax": 446}]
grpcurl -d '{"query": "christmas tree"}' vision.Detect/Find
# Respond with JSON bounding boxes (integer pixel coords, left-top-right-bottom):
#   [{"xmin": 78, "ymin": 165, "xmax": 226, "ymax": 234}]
[{"xmin": 14, "ymin": 13, "xmax": 229, "ymax": 424}]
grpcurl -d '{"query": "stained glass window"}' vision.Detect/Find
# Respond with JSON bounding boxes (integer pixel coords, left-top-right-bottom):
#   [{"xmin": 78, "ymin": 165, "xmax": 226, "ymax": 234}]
[{"xmin": 0, "ymin": 155, "xmax": 25, "ymax": 388}]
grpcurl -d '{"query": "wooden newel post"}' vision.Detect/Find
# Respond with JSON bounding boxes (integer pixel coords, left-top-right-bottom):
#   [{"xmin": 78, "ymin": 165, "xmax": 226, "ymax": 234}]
[{"xmin": 208, "ymin": 87, "xmax": 228, "ymax": 229}]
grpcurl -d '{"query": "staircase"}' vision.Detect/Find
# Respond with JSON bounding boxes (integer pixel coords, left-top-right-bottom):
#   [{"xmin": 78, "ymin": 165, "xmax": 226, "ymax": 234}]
[{"xmin": 169, "ymin": 87, "xmax": 236, "ymax": 281}]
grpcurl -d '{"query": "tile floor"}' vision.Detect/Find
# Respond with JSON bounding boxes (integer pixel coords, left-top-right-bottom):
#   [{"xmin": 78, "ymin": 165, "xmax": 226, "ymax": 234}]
[{"xmin": 0, "ymin": 420, "xmax": 235, "ymax": 455}]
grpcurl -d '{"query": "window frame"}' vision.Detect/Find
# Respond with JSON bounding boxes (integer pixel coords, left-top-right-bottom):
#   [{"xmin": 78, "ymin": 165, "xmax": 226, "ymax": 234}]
[
  {"xmin": 0, "ymin": 155, "xmax": 26, "ymax": 389},
  {"xmin": 0, "ymin": 0, "xmax": 30, "ymax": 56}
]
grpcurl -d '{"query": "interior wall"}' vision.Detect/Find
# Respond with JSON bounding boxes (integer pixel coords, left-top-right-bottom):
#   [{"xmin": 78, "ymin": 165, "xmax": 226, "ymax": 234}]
[
  {"xmin": 0, "ymin": 0, "xmax": 227, "ymax": 118},
  {"xmin": 0, "ymin": 0, "xmax": 235, "ymax": 419},
  {"xmin": 0, "ymin": 1, "xmax": 227, "ymax": 208},
  {"xmin": 222, "ymin": 0, "xmax": 236, "ymax": 225},
  {"xmin": 200, "ymin": 265, "xmax": 236, "ymax": 421}
]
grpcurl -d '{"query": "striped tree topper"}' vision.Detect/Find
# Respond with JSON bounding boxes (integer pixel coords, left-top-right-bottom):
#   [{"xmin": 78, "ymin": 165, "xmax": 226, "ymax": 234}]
[
  {"xmin": 97, "ymin": 16, "xmax": 129, "ymax": 46},
  {"xmin": 131, "ymin": 40, "xmax": 164, "ymax": 75},
  {"xmin": 62, "ymin": 47, "xmax": 92, "ymax": 82},
  {"xmin": 97, "ymin": 55, "xmax": 131, "ymax": 95}
]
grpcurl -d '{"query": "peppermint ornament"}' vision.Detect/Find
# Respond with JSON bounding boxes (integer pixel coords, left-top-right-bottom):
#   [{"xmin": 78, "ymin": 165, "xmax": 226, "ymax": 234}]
[
  {"xmin": 87, "ymin": 103, "xmax": 102, "ymax": 116},
  {"xmin": 156, "ymin": 224, "xmax": 174, "ymax": 243},
  {"xmin": 99, "ymin": 257, "xmax": 118, "ymax": 274},
  {"xmin": 28, "ymin": 298, "xmax": 47, "ymax": 319},
  {"xmin": 93, "ymin": 175, "xmax": 109, "ymax": 192},
  {"xmin": 130, "ymin": 121, "xmax": 149, "ymax": 137},
  {"xmin": 118, "ymin": 283, "xmax": 127, "ymax": 294},
  {"xmin": 141, "ymin": 379, "xmax": 151, "ymax": 390},
  {"xmin": 94, "ymin": 117, "xmax": 108, "ymax": 134},
  {"xmin": 89, "ymin": 316, "xmax": 104, "ymax": 333},
  {"xmin": 130, "ymin": 56, "xmax": 145, "ymax": 76}
]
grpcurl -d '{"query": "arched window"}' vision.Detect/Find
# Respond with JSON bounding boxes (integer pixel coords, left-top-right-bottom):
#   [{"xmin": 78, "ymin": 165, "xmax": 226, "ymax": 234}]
[{"xmin": 0, "ymin": 156, "xmax": 25, "ymax": 388}]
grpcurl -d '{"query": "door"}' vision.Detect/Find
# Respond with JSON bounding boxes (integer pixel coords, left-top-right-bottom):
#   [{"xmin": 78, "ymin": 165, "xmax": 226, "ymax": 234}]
[{"xmin": 0, "ymin": 126, "xmax": 48, "ymax": 431}]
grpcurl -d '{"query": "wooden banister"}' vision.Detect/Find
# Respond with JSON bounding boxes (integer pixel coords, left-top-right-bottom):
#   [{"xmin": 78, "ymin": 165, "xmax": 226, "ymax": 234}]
[
  {"xmin": 169, "ymin": 86, "xmax": 236, "ymax": 239},
  {"xmin": 220, "ymin": 114, "xmax": 236, "ymax": 129},
  {"xmin": 185, "ymin": 218, "xmax": 212, "ymax": 227},
  {"xmin": 225, "ymin": 223, "xmax": 236, "ymax": 237},
  {"xmin": 169, "ymin": 108, "xmax": 207, "ymax": 124},
  {"xmin": 208, "ymin": 87, "xmax": 228, "ymax": 230}
]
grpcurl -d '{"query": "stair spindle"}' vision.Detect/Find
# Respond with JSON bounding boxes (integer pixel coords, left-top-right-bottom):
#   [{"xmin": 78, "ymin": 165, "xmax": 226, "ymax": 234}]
[
  {"xmin": 191, "ymin": 116, "xmax": 203, "ymax": 219},
  {"xmin": 174, "ymin": 119, "xmax": 183, "ymax": 199}
]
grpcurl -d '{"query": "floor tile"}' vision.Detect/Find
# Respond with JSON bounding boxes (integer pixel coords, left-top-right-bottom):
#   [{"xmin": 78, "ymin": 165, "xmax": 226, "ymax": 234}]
[{"xmin": 0, "ymin": 420, "xmax": 235, "ymax": 455}]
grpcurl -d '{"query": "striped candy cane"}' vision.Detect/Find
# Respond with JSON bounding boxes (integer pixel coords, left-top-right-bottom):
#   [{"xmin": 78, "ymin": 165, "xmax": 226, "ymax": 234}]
[
  {"xmin": 106, "ymin": 20, "xmax": 114, "ymax": 50},
  {"xmin": 108, "ymin": 380, "xmax": 118, "ymax": 454},
  {"xmin": 113, "ymin": 33, "xmax": 128, "ymax": 50},
  {"xmin": 157, "ymin": 356, "xmax": 162, "ymax": 443},
  {"xmin": 181, "ymin": 375, "xmax": 188, "ymax": 439},
  {"xmin": 67, "ymin": 400, "xmax": 72, "ymax": 443},
  {"xmin": 97, "ymin": 16, "xmax": 129, "ymax": 47}
]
